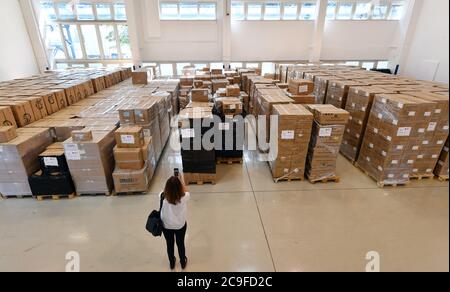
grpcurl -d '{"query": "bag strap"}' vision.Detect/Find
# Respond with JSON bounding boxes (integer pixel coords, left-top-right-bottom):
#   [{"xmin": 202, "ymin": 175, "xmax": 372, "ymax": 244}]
[{"xmin": 159, "ymin": 193, "xmax": 165, "ymax": 212}]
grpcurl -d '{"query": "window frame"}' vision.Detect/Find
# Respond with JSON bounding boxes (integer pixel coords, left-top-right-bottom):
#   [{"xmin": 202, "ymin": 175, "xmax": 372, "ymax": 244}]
[{"xmin": 159, "ymin": 1, "xmax": 217, "ymax": 21}]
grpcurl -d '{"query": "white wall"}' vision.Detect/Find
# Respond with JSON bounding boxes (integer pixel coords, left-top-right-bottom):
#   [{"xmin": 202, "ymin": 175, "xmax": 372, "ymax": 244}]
[
  {"xmin": 321, "ymin": 20, "xmax": 399, "ymax": 61},
  {"xmin": 0, "ymin": 0, "xmax": 39, "ymax": 81},
  {"xmin": 401, "ymin": 0, "xmax": 449, "ymax": 83}
]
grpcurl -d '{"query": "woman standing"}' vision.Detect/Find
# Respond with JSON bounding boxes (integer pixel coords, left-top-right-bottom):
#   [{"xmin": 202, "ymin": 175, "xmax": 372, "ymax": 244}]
[{"xmin": 160, "ymin": 176, "xmax": 190, "ymax": 270}]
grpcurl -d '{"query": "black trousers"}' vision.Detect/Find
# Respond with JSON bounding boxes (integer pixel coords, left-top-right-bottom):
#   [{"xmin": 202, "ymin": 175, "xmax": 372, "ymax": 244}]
[{"xmin": 162, "ymin": 223, "xmax": 187, "ymax": 263}]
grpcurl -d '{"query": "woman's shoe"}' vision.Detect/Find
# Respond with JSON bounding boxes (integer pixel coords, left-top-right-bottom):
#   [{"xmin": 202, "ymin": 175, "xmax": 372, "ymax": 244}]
[
  {"xmin": 181, "ymin": 257, "xmax": 188, "ymax": 270},
  {"xmin": 170, "ymin": 257, "xmax": 176, "ymax": 270}
]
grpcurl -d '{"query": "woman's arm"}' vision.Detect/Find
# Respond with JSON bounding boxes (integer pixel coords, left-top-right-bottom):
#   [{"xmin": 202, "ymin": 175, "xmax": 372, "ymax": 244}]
[{"xmin": 179, "ymin": 174, "xmax": 188, "ymax": 193}]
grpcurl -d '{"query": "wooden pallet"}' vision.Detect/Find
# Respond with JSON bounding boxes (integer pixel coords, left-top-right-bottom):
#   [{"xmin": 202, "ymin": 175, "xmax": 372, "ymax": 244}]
[
  {"xmin": 36, "ymin": 193, "xmax": 76, "ymax": 201},
  {"xmin": 274, "ymin": 177, "xmax": 304, "ymax": 183},
  {"xmin": 308, "ymin": 176, "xmax": 340, "ymax": 184},
  {"xmin": 185, "ymin": 180, "xmax": 216, "ymax": 186},
  {"xmin": 0, "ymin": 194, "xmax": 33, "ymax": 199},
  {"xmin": 77, "ymin": 191, "xmax": 114, "ymax": 197},
  {"xmin": 410, "ymin": 174, "xmax": 435, "ymax": 180},
  {"xmin": 438, "ymin": 175, "xmax": 449, "ymax": 182},
  {"xmin": 355, "ymin": 163, "xmax": 409, "ymax": 188},
  {"xmin": 115, "ymin": 191, "xmax": 149, "ymax": 196},
  {"xmin": 216, "ymin": 157, "xmax": 243, "ymax": 165}
]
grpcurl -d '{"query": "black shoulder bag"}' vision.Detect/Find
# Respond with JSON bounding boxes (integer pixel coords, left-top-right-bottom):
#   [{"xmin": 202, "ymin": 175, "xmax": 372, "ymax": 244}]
[{"xmin": 146, "ymin": 193, "xmax": 165, "ymax": 237}]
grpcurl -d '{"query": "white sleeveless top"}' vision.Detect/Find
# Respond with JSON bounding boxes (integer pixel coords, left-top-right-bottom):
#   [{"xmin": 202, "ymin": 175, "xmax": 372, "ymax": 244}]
[{"xmin": 160, "ymin": 192, "xmax": 190, "ymax": 230}]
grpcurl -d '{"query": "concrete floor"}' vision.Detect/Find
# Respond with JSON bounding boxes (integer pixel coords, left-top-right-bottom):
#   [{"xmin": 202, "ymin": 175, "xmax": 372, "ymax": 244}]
[{"xmin": 0, "ymin": 134, "xmax": 448, "ymax": 272}]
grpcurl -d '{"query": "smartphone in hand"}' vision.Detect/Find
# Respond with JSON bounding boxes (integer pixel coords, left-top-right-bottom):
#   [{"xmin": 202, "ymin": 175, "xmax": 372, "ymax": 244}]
[{"xmin": 174, "ymin": 168, "xmax": 180, "ymax": 177}]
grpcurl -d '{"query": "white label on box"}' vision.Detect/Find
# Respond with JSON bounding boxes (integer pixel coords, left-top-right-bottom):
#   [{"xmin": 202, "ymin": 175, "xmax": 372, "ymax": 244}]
[
  {"xmin": 403, "ymin": 174, "xmax": 409, "ymax": 179},
  {"xmin": 426, "ymin": 169, "xmax": 433, "ymax": 173},
  {"xmin": 346, "ymin": 128, "xmax": 350, "ymax": 133},
  {"xmin": 398, "ymin": 103, "xmax": 404, "ymax": 109},
  {"xmin": 378, "ymin": 166, "xmax": 383, "ymax": 171},
  {"xmin": 298, "ymin": 85, "xmax": 309, "ymax": 93},
  {"xmin": 366, "ymin": 157, "xmax": 371, "ymax": 162},
  {"xmin": 382, "ymin": 151, "xmax": 387, "ymax": 157},
  {"xmin": 408, "ymin": 111, "xmax": 416, "ymax": 116},
  {"xmin": 349, "ymin": 116, "xmax": 353, "ymax": 120},
  {"xmin": 229, "ymin": 104, "xmax": 236, "ymax": 110},
  {"xmin": 418, "ymin": 128, "xmax": 425, "ymax": 133},
  {"xmin": 44, "ymin": 157, "xmax": 59, "ymax": 167},
  {"xmin": 435, "ymin": 109, "xmax": 442, "ymax": 114},
  {"xmin": 393, "ymin": 120, "xmax": 398, "ymax": 125},
  {"xmin": 437, "ymin": 140, "xmax": 444, "ymax": 145},
  {"xmin": 408, "ymin": 160, "xmax": 414, "ymax": 164},
  {"xmin": 181, "ymin": 129, "xmax": 195, "ymax": 138},
  {"xmin": 65, "ymin": 144, "xmax": 79, "ymax": 152},
  {"xmin": 387, "ymin": 136, "xmax": 392, "ymax": 141},
  {"xmin": 439, "ymin": 161, "xmax": 444, "ymax": 166},
  {"xmin": 392, "ymin": 160, "xmax": 398, "ymax": 165},
  {"xmin": 424, "ymin": 112, "xmax": 431, "ymax": 117},
  {"xmin": 0, "ymin": 146, "xmax": 3, "ymax": 153},
  {"xmin": 413, "ymin": 169, "xmax": 418, "ymax": 173},
  {"xmin": 121, "ymin": 135, "xmax": 135, "ymax": 145},
  {"xmin": 338, "ymin": 97, "xmax": 342, "ymax": 101},
  {"xmin": 373, "ymin": 128, "xmax": 379, "ymax": 134},
  {"xmin": 358, "ymin": 120, "xmax": 362, "ymax": 125},
  {"xmin": 397, "ymin": 127, "xmax": 412, "ymax": 137},
  {"xmin": 353, "ymin": 147, "xmax": 357, "ymax": 151},
  {"xmin": 219, "ymin": 123, "xmax": 230, "ymax": 131},
  {"xmin": 422, "ymin": 140, "xmax": 429, "ymax": 145},
  {"xmin": 444, "ymin": 125, "xmax": 449, "ymax": 130},
  {"xmin": 377, "ymin": 113, "xmax": 383, "ymax": 119},
  {"xmin": 381, "ymin": 98, "xmax": 387, "ymax": 104},
  {"xmin": 281, "ymin": 130, "xmax": 295, "ymax": 140},
  {"xmin": 369, "ymin": 143, "xmax": 374, "ymax": 148},
  {"xmin": 444, "ymin": 147, "xmax": 449, "ymax": 152},
  {"xmin": 343, "ymin": 140, "xmax": 348, "ymax": 145},
  {"xmin": 388, "ymin": 174, "xmax": 394, "ymax": 178},
  {"xmin": 226, "ymin": 115, "xmax": 233, "ymax": 120},
  {"xmin": 432, "ymin": 154, "xmax": 439, "ymax": 159},
  {"xmin": 396, "ymin": 145, "xmax": 404, "ymax": 150},
  {"xmin": 356, "ymin": 134, "xmax": 360, "ymax": 138},
  {"xmin": 417, "ymin": 155, "xmax": 424, "ymax": 159},
  {"xmin": 352, "ymin": 103, "xmax": 356, "ymax": 108},
  {"xmin": 361, "ymin": 107, "xmax": 366, "ymax": 111},
  {"xmin": 319, "ymin": 128, "xmax": 333, "ymax": 137},
  {"xmin": 427, "ymin": 122, "xmax": 437, "ymax": 131},
  {"xmin": 143, "ymin": 129, "xmax": 151, "ymax": 137},
  {"xmin": 412, "ymin": 146, "xmax": 419, "ymax": 150},
  {"xmin": 65, "ymin": 151, "xmax": 81, "ymax": 161}
]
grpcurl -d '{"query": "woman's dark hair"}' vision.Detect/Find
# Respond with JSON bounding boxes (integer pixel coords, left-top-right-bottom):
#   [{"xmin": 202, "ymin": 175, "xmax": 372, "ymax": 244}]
[{"xmin": 164, "ymin": 176, "xmax": 185, "ymax": 205}]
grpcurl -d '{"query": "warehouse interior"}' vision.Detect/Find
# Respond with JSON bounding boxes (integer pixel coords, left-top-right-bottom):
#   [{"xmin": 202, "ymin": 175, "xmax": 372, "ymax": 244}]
[{"xmin": 0, "ymin": 0, "xmax": 448, "ymax": 272}]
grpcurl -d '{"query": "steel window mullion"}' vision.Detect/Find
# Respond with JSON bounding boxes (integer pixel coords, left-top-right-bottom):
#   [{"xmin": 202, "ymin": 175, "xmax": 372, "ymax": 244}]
[
  {"xmin": 298, "ymin": 2, "xmax": 303, "ymax": 20},
  {"xmin": 95, "ymin": 24, "xmax": 105, "ymax": 59},
  {"xmin": 385, "ymin": 2, "xmax": 393, "ymax": 20},
  {"xmin": 351, "ymin": 2, "xmax": 357, "ymax": 19},
  {"xmin": 114, "ymin": 24, "xmax": 123, "ymax": 59},
  {"xmin": 77, "ymin": 24, "xmax": 88, "ymax": 59},
  {"xmin": 58, "ymin": 23, "xmax": 71, "ymax": 60}
]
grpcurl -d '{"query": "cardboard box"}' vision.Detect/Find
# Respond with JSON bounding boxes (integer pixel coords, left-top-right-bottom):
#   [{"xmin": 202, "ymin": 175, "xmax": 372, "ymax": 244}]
[
  {"xmin": 132, "ymin": 71, "xmax": 148, "ymax": 85},
  {"xmin": 114, "ymin": 146, "xmax": 144, "ymax": 170},
  {"xmin": 0, "ymin": 106, "xmax": 17, "ymax": 128},
  {"xmin": 115, "ymin": 126, "xmax": 144, "ymax": 148},
  {"xmin": 119, "ymin": 106, "xmax": 136, "ymax": 124},
  {"xmin": 191, "ymin": 88, "xmax": 209, "ymax": 102},
  {"xmin": 113, "ymin": 162, "xmax": 152, "ymax": 193},
  {"xmin": 0, "ymin": 101, "xmax": 36, "ymax": 127},
  {"xmin": 212, "ymin": 79, "xmax": 230, "ymax": 93},
  {"xmin": 288, "ymin": 79, "xmax": 314, "ymax": 95},
  {"xmin": 72, "ymin": 129, "xmax": 93, "ymax": 142},
  {"xmin": 226, "ymin": 85, "xmax": 241, "ymax": 97},
  {"xmin": 0, "ymin": 126, "xmax": 17, "ymax": 143},
  {"xmin": 305, "ymin": 104, "xmax": 350, "ymax": 125},
  {"xmin": 38, "ymin": 148, "xmax": 70, "ymax": 174}
]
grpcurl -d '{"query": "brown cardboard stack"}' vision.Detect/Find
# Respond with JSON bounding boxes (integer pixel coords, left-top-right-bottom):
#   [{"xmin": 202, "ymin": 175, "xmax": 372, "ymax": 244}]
[
  {"xmin": 214, "ymin": 97, "xmax": 243, "ymax": 116},
  {"xmin": 285, "ymin": 78, "xmax": 315, "ymax": 104},
  {"xmin": 434, "ymin": 138, "xmax": 449, "ymax": 178},
  {"xmin": 191, "ymin": 88, "xmax": 210, "ymax": 102},
  {"xmin": 313, "ymin": 76, "xmax": 344, "ymax": 105},
  {"xmin": 325, "ymin": 80, "xmax": 368, "ymax": 109},
  {"xmin": 112, "ymin": 126, "xmax": 156, "ymax": 193},
  {"xmin": 0, "ymin": 106, "xmax": 17, "ymax": 128},
  {"xmin": 305, "ymin": 105, "xmax": 349, "ymax": 182},
  {"xmin": 251, "ymin": 83, "xmax": 279, "ymax": 114},
  {"xmin": 340, "ymin": 86, "xmax": 389, "ymax": 162},
  {"xmin": 357, "ymin": 94, "xmax": 436, "ymax": 185},
  {"xmin": 0, "ymin": 128, "xmax": 53, "ymax": 197},
  {"xmin": 269, "ymin": 104, "xmax": 313, "ymax": 181},
  {"xmin": 212, "ymin": 79, "xmax": 229, "ymax": 94},
  {"xmin": 402, "ymin": 92, "xmax": 449, "ymax": 177},
  {"xmin": 63, "ymin": 129, "xmax": 116, "ymax": 195}
]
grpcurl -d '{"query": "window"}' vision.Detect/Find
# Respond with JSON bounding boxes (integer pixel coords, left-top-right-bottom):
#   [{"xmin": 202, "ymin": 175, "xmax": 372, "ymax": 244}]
[
  {"xmin": 372, "ymin": 3, "xmax": 388, "ymax": 19},
  {"xmin": 39, "ymin": 1, "xmax": 131, "ymax": 69},
  {"xmin": 389, "ymin": 3, "xmax": 405, "ymax": 20},
  {"xmin": 262, "ymin": 62, "xmax": 275, "ymax": 75},
  {"xmin": 114, "ymin": 3, "xmax": 127, "ymax": 20},
  {"xmin": 179, "ymin": 3, "xmax": 198, "ymax": 20},
  {"xmin": 81, "ymin": 25, "xmax": 101, "ymax": 59},
  {"xmin": 231, "ymin": 2, "xmax": 245, "ymax": 20},
  {"xmin": 336, "ymin": 3, "xmax": 353, "ymax": 20},
  {"xmin": 177, "ymin": 63, "xmax": 191, "ymax": 75},
  {"xmin": 326, "ymin": 1, "xmax": 337, "ymax": 20},
  {"xmin": 76, "ymin": 3, "xmax": 94, "ymax": 20},
  {"xmin": 194, "ymin": 64, "xmax": 207, "ymax": 70},
  {"xmin": 283, "ymin": 3, "xmax": 298, "ymax": 20},
  {"xmin": 160, "ymin": 2, "xmax": 217, "ymax": 20},
  {"xmin": 160, "ymin": 3, "xmax": 178, "ymax": 20},
  {"xmin": 264, "ymin": 3, "xmax": 281, "ymax": 20},
  {"xmin": 230, "ymin": 62, "xmax": 243, "ymax": 69},
  {"xmin": 353, "ymin": 2, "xmax": 371, "ymax": 20},
  {"xmin": 89, "ymin": 63, "xmax": 104, "ymax": 68},
  {"xmin": 299, "ymin": 2, "xmax": 316, "ymax": 20},
  {"xmin": 199, "ymin": 3, "xmax": 216, "ymax": 20},
  {"xmin": 247, "ymin": 3, "xmax": 262, "ymax": 20},
  {"xmin": 246, "ymin": 63, "xmax": 259, "ymax": 69},
  {"xmin": 345, "ymin": 61, "xmax": 360, "ymax": 66},
  {"xmin": 56, "ymin": 63, "xmax": 69, "ymax": 69},
  {"xmin": 96, "ymin": 4, "xmax": 112, "ymax": 20},
  {"xmin": 377, "ymin": 61, "xmax": 390, "ymax": 69},
  {"xmin": 362, "ymin": 62, "xmax": 375, "ymax": 70},
  {"xmin": 57, "ymin": 2, "xmax": 75, "ymax": 20},
  {"xmin": 210, "ymin": 63, "xmax": 224, "ymax": 70},
  {"xmin": 160, "ymin": 64, "xmax": 174, "ymax": 76}
]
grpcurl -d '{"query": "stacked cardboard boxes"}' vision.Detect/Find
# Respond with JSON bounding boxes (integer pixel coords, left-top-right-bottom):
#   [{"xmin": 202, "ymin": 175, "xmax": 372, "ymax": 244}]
[
  {"xmin": 313, "ymin": 76, "xmax": 343, "ymax": 105},
  {"xmin": 434, "ymin": 138, "xmax": 449, "ymax": 179},
  {"xmin": 285, "ymin": 78, "xmax": 315, "ymax": 104},
  {"xmin": 269, "ymin": 104, "xmax": 313, "ymax": 181},
  {"xmin": 305, "ymin": 105, "xmax": 349, "ymax": 182},
  {"xmin": 325, "ymin": 80, "xmax": 368, "ymax": 109},
  {"xmin": 113, "ymin": 126, "xmax": 156, "ymax": 193},
  {"xmin": 63, "ymin": 129, "xmax": 116, "ymax": 195},
  {"xmin": 357, "ymin": 94, "xmax": 436, "ymax": 185},
  {"xmin": 0, "ymin": 128, "xmax": 53, "ymax": 197},
  {"xmin": 340, "ymin": 86, "xmax": 389, "ymax": 162}
]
